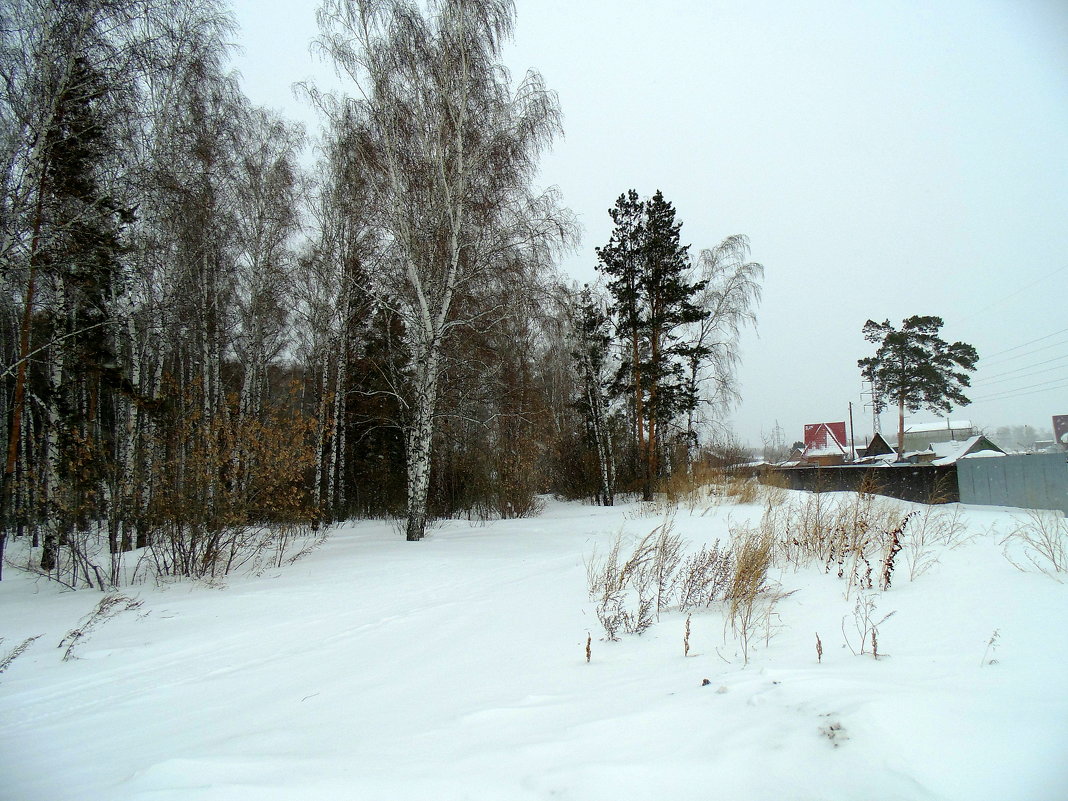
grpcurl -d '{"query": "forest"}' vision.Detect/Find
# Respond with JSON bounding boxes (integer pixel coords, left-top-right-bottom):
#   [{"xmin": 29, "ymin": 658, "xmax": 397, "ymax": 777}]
[{"xmin": 0, "ymin": 0, "xmax": 761, "ymax": 585}]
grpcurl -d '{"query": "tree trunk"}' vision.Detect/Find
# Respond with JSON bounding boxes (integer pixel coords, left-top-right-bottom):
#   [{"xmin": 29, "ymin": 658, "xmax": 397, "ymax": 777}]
[
  {"xmin": 897, "ymin": 396, "xmax": 906, "ymax": 462},
  {"xmin": 404, "ymin": 344, "xmax": 441, "ymax": 541}
]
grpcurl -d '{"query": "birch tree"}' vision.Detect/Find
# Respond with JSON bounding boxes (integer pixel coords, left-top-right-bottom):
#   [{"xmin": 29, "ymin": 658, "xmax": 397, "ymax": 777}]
[
  {"xmin": 315, "ymin": 0, "xmax": 573, "ymax": 540},
  {"xmin": 681, "ymin": 235, "xmax": 763, "ymax": 457},
  {"xmin": 569, "ymin": 286, "xmax": 615, "ymax": 506}
]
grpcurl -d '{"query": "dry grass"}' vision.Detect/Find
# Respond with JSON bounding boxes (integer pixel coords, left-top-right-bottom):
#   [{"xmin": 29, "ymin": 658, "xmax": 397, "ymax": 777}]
[
  {"xmin": 904, "ymin": 503, "xmax": 969, "ymax": 580},
  {"xmin": 585, "ymin": 517, "xmax": 687, "ymax": 639},
  {"xmin": 726, "ymin": 523, "xmax": 778, "ymax": 664},
  {"xmin": 676, "ymin": 541, "xmax": 733, "ymax": 611},
  {"xmin": 1001, "ymin": 509, "xmax": 1068, "ymax": 578},
  {"xmin": 58, "ymin": 594, "xmax": 143, "ymax": 661},
  {"xmin": 0, "ymin": 635, "xmax": 41, "ymax": 675},
  {"xmin": 652, "ymin": 465, "xmax": 789, "ymax": 517},
  {"xmin": 842, "ymin": 592, "xmax": 896, "ymax": 658}
]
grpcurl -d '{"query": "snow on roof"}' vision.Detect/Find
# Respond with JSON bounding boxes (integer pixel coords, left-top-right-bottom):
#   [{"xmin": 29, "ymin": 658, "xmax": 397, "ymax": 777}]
[
  {"xmin": 852, "ymin": 454, "xmax": 894, "ymax": 465},
  {"xmin": 904, "ymin": 419, "xmax": 972, "ymax": 434},
  {"xmin": 801, "ymin": 422, "xmax": 847, "ymax": 458},
  {"xmin": 929, "ymin": 435, "xmax": 1004, "ymax": 466},
  {"xmin": 804, "ymin": 442, "xmax": 846, "ymax": 458}
]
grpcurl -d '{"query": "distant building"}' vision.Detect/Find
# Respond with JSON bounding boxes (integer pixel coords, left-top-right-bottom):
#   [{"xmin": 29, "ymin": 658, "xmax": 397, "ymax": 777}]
[
  {"xmin": 801, "ymin": 422, "xmax": 849, "ymax": 465},
  {"xmin": 899, "ymin": 419, "xmax": 976, "ymax": 453},
  {"xmin": 1053, "ymin": 415, "xmax": 1068, "ymax": 449},
  {"xmin": 855, "ymin": 432, "xmax": 895, "ymax": 461},
  {"xmin": 907, "ymin": 435, "xmax": 1005, "ymax": 466}
]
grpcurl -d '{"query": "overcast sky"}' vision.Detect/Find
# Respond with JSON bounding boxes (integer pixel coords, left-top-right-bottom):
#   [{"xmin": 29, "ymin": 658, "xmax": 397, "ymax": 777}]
[{"xmin": 229, "ymin": 0, "xmax": 1068, "ymax": 449}]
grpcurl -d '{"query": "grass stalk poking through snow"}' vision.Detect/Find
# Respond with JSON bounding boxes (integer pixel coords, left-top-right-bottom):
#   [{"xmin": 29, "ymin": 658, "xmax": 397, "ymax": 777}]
[{"xmin": 59, "ymin": 594, "xmax": 143, "ymax": 661}]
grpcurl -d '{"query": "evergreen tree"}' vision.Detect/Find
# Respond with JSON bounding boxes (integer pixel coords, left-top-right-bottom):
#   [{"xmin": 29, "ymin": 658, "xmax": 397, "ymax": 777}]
[
  {"xmin": 596, "ymin": 189, "xmax": 708, "ymax": 499},
  {"xmin": 639, "ymin": 190, "xmax": 707, "ymax": 483},
  {"xmin": 858, "ymin": 315, "xmax": 979, "ymax": 460},
  {"xmin": 594, "ymin": 190, "xmax": 646, "ymax": 486}
]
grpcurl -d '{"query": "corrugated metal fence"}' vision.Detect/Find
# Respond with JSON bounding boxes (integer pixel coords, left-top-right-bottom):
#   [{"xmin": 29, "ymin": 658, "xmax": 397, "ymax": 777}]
[
  {"xmin": 765, "ymin": 464, "xmax": 958, "ymax": 505},
  {"xmin": 956, "ymin": 452, "xmax": 1068, "ymax": 515}
]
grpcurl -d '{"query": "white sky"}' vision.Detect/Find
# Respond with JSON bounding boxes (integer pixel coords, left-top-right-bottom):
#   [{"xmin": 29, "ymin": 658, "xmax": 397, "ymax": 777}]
[{"xmin": 229, "ymin": 0, "xmax": 1068, "ymax": 448}]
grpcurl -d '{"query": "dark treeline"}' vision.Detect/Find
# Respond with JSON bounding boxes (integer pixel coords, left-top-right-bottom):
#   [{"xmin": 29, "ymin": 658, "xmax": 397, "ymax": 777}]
[{"xmin": 0, "ymin": 0, "xmax": 761, "ymax": 586}]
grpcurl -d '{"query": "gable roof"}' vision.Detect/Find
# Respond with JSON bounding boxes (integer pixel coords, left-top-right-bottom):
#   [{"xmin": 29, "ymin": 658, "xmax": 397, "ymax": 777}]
[
  {"xmin": 801, "ymin": 423, "xmax": 847, "ymax": 459},
  {"xmin": 928, "ymin": 435, "xmax": 1005, "ymax": 466},
  {"xmin": 861, "ymin": 432, "xmax": 895, "ymax": 457}
]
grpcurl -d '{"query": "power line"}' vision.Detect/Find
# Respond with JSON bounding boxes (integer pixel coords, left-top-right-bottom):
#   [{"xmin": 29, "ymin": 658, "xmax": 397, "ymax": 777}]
[
  {"xmin": 972, "ymin": 354, "xmax": 1068, "ymax": 386},
  {"xmin": 955, "ymin": 265, "xmax": 1068, "ymax": 326},
  {"xmin": 980, "ymin": 327, "xmax": 1068, "ymax": 363},
  {"xmin": 969, "ymin": 376, "xmax": 1068, "ymax": 403},
  {"xmin": 980, "ymin": 336, "xmax": 1068, "ymax": 370},
  {"xmin": 973, "ymin": 368, "xmax": 1068, "ymax": 391}
]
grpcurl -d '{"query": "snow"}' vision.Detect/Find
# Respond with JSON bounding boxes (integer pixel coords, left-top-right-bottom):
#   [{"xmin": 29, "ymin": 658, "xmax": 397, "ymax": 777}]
[
  {"xmin": 927, "ymin": 436, "xmax": 1005, "ymax": 466},
  {"xmin": 905, "ymin": 419, "xmax": 973, "ymax": 434},
  {"xmin": 2, "ymin": 494, "xmax": 1067, "ymax": 801}
]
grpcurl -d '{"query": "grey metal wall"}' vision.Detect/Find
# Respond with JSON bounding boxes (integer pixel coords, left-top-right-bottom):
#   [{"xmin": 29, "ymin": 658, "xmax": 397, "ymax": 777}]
[{"xmin": 956, "ymin": 452, "xmax": 1068, "ymax": 515}]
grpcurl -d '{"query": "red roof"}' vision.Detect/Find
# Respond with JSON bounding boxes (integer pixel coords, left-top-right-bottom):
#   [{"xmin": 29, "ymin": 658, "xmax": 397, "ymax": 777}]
[{"xmin": 804, "ymin": 422, "xmax": 846, "ymax": 450}]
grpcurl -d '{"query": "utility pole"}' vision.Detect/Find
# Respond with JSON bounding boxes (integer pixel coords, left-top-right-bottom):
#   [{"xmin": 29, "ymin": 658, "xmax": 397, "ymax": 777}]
[{"xmin": 848, "ymin": 402, "xmax": 856, "ymax": 462}]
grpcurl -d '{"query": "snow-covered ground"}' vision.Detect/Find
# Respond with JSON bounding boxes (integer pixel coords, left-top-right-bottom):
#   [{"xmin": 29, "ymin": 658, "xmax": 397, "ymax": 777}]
[{"xmin": 2, "ymin": 492, "xmax": 1066, "ymax": 801}]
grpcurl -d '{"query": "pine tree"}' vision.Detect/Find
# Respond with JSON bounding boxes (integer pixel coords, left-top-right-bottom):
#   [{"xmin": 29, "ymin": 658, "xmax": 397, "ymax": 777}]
[
  {"xmin": 596, "ymin": 189, "xmax": 708, "ymax": 499},
  {"xmin": 640, "ymin": 191, "xmax": 707, "ymax": 485},
  {"xmin": 858, "ymin": 316, "xmax": 979, "ymax": 460},
  {"xmin": 594, "ymin": 190, "xmax": 646, "ymax": 490}
]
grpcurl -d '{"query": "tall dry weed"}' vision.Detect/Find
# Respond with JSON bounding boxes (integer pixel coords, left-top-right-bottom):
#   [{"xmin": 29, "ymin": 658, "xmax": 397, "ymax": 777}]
[
  {"xmin": 586, "ymin": 517, "xmax": 686, "ymax": 639},
  {"xmin": 726, "ymin": 524, "xmax": 777, "ymax": 664}
]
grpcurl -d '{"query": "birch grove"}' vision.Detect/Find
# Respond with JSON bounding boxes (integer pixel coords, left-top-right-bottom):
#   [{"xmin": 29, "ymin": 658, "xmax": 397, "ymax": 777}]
[
  {"xmin": 0, "ymin": 1, "xmax": 762, "ymax": 585},
  {"xmin": 314, "ymin": 0, "xmax": 574, "ymax": 540}
]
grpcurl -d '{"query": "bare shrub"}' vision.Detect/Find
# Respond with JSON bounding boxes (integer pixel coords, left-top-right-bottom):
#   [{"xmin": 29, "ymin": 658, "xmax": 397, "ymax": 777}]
[
  {"xmin": 146, "ymin": 393, "xmax": 319, "ymax": 581},
  {"xmin": 1001, "ymin": 509, "xmax": 1068, "ymax": 578}
]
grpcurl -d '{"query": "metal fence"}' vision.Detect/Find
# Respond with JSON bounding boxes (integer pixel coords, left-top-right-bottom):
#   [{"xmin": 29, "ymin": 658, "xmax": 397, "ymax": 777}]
[
  {"xmin": 764, "ymin": 465, "xmax": 958, "ymax": 504},
  {"xmin": 956, "ymin": 452, "xmax": 1068, "ymax": 516}
]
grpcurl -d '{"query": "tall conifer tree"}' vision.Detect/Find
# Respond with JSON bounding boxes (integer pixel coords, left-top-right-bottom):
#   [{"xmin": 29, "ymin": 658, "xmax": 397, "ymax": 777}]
[
  {"xmin": 596, "ymin": 189, "xmax": 708, "ymax": 499},
  {"xmin": 858, "ymin": 315, "xmax": 979, "ymax": 460}
]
